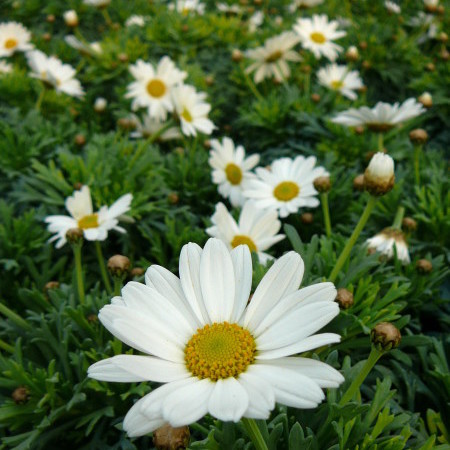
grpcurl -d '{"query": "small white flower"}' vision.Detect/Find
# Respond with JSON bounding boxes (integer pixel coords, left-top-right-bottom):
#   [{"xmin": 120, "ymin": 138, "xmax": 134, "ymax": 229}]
[
  {"xmin": 169, "ymin": 0, "xmax": 205, "ymax": 15},
  {"xmin": 364, "ymin": 153, "xmax": 395, "ymax": 196},
  {"xmin": 423, "ymin": 0, "xmax": 439, "ymax": 7},
  {"xmin": 0, "ymin": 21, "xmax": 33, "ymax": 58},
  {"xmin": 129, "ymin": 114, "xmax": 182, "ymax": 141},
  {"xmin": 217, "ymin": 3, "xmax": 242, "ymax": 14},
  {"xmin": 94, "ymin": 97, "xmax": 107, "ymax": 112},
  {"xmin": 367, "ymin": 228, "xmax": 410, "ymax": 264},
  {"xmin": 63, "ymin": 10, "xmax": 79, "ymax": 27},
  {"xmin": 385, "ymin": 1, "xmax": 401, "ymax": 14},
  {"xmin": 293, "ymin": 14, "xmax": 346, "ymax": 61},
  {"xmin": 65, "ymin": 35, "xmax": 102, "ymax": 56},
  {"xmin": 209, "ymin": 138, "xmax": 260, "ymax": 207},
  {"xmin": 345, "ymin": 45, "xmax": 359, "ymax": 61},
  {"xmin": 45, "ymin": 186, "xmax": 132, "ymax": 248},
  {"xmin": 125, "ymin": 15, "xmax": 146, "ymax": 27},
  {"xmin": 248, "ymin": 11, "xmax": 264, "ymax": 33},
  {"xmin": 206, "ymin": 201, "xmax": 285, "ymax": 263},
  {"xmin": 244, "ymin": 156, "xmax": 328, "ymax": 219},
  {"xmin": 27, "ymin": 50, "xmax": 84, "ymax": 98},
  {"xmin": 245, "ymin": 32, "xmax": 301, "ymax": 84},
  {"xmin": 317, "ymin": 63, "xmax": 363, "ymax": 100},
  {"xmin": 0, "ymin": 60, "xmax": 13, "ymax": 74},
  {"xmin": 83, "ymin": 0, "xmax": 111, "ymax": 7}
]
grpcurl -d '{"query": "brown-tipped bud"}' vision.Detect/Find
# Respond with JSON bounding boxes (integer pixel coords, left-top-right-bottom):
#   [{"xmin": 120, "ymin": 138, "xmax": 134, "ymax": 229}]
[
  {"xmin": 336, "ymin": 288, "xmax": 354, "ymax": 309},
  {"xmin": 300, "ymin": 212, "xmax": 313, "ymax": 224},
  {"xmin": 416, "ymin": 259, "xmax": 433, "ymax": 274},
  {"xmin": 111, "ymin": 22, "xmax": 120, "ymax": 31},
  {"xmin": 418, "ymin": 92, "xmax": 432, "ymax": 108},
  {"xmin": 168, "ymin": 192, "xmax": 179, "ymax": 205},
  {"xmin": 174, "ymin": 147, "xmax": 185, "ymax": 156},
  {"xmin": 362, "ymin": 60, "xmax": 371, "ymax": 70},
  {"xmin": 301, "ymin": 64, "xmax": 311, "ymax": 74},
  {"xmin": 231, "ymin": 49, "xmax": 243, "ymax": 62},
  {"xmin": 402, "ymin": 217, "xmax": 417, "ymax": 232},
  {"xmin": 117, "ymin": 118, "xmax": 137, "ymax": 131},
  {"xmin": 118, "ymin": 53, "xmax": 129, "ymax": 63},
  {"xmin": 371, "ymin": 322, "xmax": 401, "ymax": 351},
  {"xmin": 313, "ymin": 176, "xmax": 331, "ymax": 193},
  {"xmin": 254, "ymin": 0, "xmax": 263, "ymax": 5},
  {"xmin": 107, "ymin": 255, "xmax": 131, "ymax": 278},
  {"xmin": 131, "ymin": 267, "xmax": 145, "ymax": 277},
  {"xmin": 409, "ymin": 129, "xmax": 428, "ymax": 145},
  {"xmin": 353, "ymin": 174, "xmax": 365, "ymax": 191},
  {"xmin": 205, "ymin": 75, "xmax": 214, "ymax": 86},
  {"xmin": 424, "ymin": 3, "xmax": 438, "ymax": 13},
  {"xmin": 43, "ymin": 33, "xmax": 52, "ymax": 42},
  {"xmin": 311, "ymin": 93, "xmax": 321, "ymax": 103},
  {"xmin": 359, "ymin": 41, "xmax": 368, "ymax": 50},
  {"xmin": 12, "ymin": 386, "xmax": 30, "ymax": 404},
  {"xmin": 64, "ymin": 10, "xmax": 79, "ymax": 27},
  {"xmin": 46, "ymin": 14, "xmax": 56, "ymax": 23},
  {"xmin": 44, "ymin": 281, "xmax": 59, "ymax": 296},
  {"xmin": 358, "ymin": 85, "xmax": 368, "ymax": 94},
  {"xmin": 438, "ymin": 32, "xmax": 448, "ymax": 43},
  {"xmin": 203, "ymin": 140, "xmax": 212, "ymax": 149},
  {"xmin": 66, "ymin": 228, "xmax": 84, "ymax": 245},
  {"xmin": 345, "ymin": 45, "xmax": 359, "ymax": 62},
  {"xmin": 87, "ymin": 314, "xmax": 98, "ymax": 323},
  {"xmin": 437, "ymin": 5, "xmax": 444, "ymax": 14},
  {"xmin": 426, "ymin": 62, "xmax": 435, "ymax": 72},
  {"xmin": 439, "ymin": 48, "xmax": 449, "ymax": 61},
  {"xmin": 73, "ymin": 182, "xmax": 83, "ymax": 191},
  {"xmin": 354, "ymin": 126, "xmax": 365, "ymax": 135},
  {"xmin": 153, "ymin": 424, "xmax": 190, "ymax": 450},
  {"xmin": 74, "ymin": 134, "xmax": 86, "ymax": 147},
  {"xmin": 364, "ymin": 153, "xmax": 395, "ymax": 196}
]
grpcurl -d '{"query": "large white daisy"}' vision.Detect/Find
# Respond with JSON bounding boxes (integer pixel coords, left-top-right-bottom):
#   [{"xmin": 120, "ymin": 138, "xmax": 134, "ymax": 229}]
[
  {"xmin": 0, "ymin": 22, "xmax": 33, "ymax": 58},
  {"xmin": 244, "ymin": 156, "xmax": 328, "ymax": 219},
  {"xmin": 88, "ymin": 238, "xmax": 343, "ymax": 436},
  {"xmin": 45, "ymin": 186, "xmax": 132, "ymax": 248},
  {"xmin": 317, "ymin": 63, "xmax": 363, "ymax": 100},
  {"xmin": 366, "ymin": 228, "xmax": 410, "ymax": 264},
  {"xmin": 245, "ymin": 32, "xmax": 301, "ymax": 84},
  {"xmin": 206, "ymin": 201, "xmax": 285, "ymax": 263},
  {"xmin": 208, "ymin": 137, "xmax": 260, "ymax": 207},
  {"xmin": 293, "ymin": 14, "xmax": 346, "ymax": 61},
  {"xmin": 125, "ymin": 57, "xmax": 187, "ymax": 121}
]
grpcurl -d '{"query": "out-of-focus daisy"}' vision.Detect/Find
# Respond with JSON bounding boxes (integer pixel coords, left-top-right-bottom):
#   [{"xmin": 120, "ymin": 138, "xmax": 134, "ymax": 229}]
[
  {"xmin": 83, "ymin": 0, "xmax": 111, "ymax": 7},
  {"xmin": 331, "ymin": 98, "xmax": 425, "ymax": 131},
  {"xmin": 244, "ymin": 156, "xmax": 328, "ymax": 218},
  {"xmin": 45, "ymin": 186, "xmax": 132, "ymax": 248},
  {"xmin": 367, "ymin": 228, "xmax": 410, "ymax": 264},
  {"xmin": 168, "ymin": 0, "xmax": 205, "ymax": 15},
  {"xmin": 0, "ymin": 60, "xmax": 13, "ymax": 74},
  {"xmin": 293, "ymin": 14, "xmax": 346, "ymax": 61},
  {"xmin": 88, "ymin": 238, "xmax": 343, "ymax": 437},
  {"xmin": 125, "ymin": 15, "xmax": 146, "ymax": 27},
  {"xmin": 209, "ymin": 137, "xmax": 259, "ymax": 207},
  {"xmin": 289, "ymin": 0, "xmax": 323, "ymax": 12},
  {"xmin": 409, "ymin": 13, "xmax": 438, "ymax": 43},
  {"xmin": 65, "ymin": 35, "xmax": 102, "ymax": 56},
  {"xmin": 27, "ymin": 50, "xmax": 84, "ymax": 98},
  {"xmin": 248, "ymin": 11, "xmax": 264, "ymax": 33},
  {"xmin": 171, "ymin": 84, "xmax": 215, "ymax": 137},
  {"xmin": 125, "ymin": 57, "xmax": 187, "ymax": 121},
  {"xmin": 423, "ymin": 0, "xmax": 439, "ymax": 12},
  {"xmin": 217, "ymin": 3, "xmax": 242, "ymax": 14},
  {"xmin": 206, "ymin": 201, "xmax": 285, "ymax": 263},
  {"xmin": 317, "ymin": 64, "xmax": 363, "ymax": 100},
  {"xmin": 385, "ymin": 1, "xmax": 401, "ymax": 14},
  {"xmin": 245, "ymin": 32, "xmax": 301, "ymax": 84},
  {"xmin": 0, "ymin": 22, "xmax": 33, "ymax": 58},
  {"xmin": 63, "ymin": 10, "xmax": 79, "ymax": 27},
  {"xmin": 129, "ymin": 114, "xmax": 182, "ymax": 141}
]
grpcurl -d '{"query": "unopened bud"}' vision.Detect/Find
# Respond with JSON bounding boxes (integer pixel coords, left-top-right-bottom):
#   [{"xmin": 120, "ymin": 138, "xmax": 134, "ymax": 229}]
[
  {"xmin": 409, "ymin": 129, "xmax": 428, "ymax": 145},
  {"xmin": 131, "ymin": 267, "xmax": 145, "ymax": 277},
  {"xmin": 416, "ymin": 259, "xmax": 433, "ymax": 274},
  {"xmin": 205, "ymin": 75, "xmax": 214, "ymax": 86},
  {"xmin": 153, "ymin": 424, "xmax": 190, "ymax": 450},
  {"xmin": 94, "ymin": 97, "xmax": 107, "ymax": 113},
  {"xmin": 313, "ymin": 176, "xmax": 331, "ymax": 193},
  {"xmin": 64, "ymin": 10, "xmax": 79, "ymax": 27},
  {"xmin": 336, "ymin": 288, "xmax": 354, "ymax": 309},
  {"xmin": 418, "ymin": 92, "xmax": 432, "ymax": 108},
  {"xmin": 66, "ymin": 228, "xmax": 84, "ymax": 245},
  {"xmin": 43, "ymin": 33, "xmax": 51, "ymax": 42},
  {"xmin": 345, "ymin": 45, "xmax": 359, "ymax": 61},
  {"xmin": 359, "ymin": 41, "xmax": 368, "ymax": 50},
  {"xmin": 425, "ymin": 62, "xmax": 435, "ymax": 72},
  {"xmin": 438, "ymin": 32, "xmax": 448, "ymax": 43},
  {"xmin": 354, "ymin": 126, "xmax": 364, "ymax": 135},
  {"xmin": 46, "ymin": 14, "xmax": 55, "ymax": 23},
  {"xmin": 118, "ymin": 53, "xmax": 129, "ymax": 63},
  {"xmin": 362, "ymin": 60, "xmax": 371, "ymax": 70},
  {"xmin": 371, "ymin": 322, "xmax": 401, "ymax": 351},
  {"xmin": 203, "ymin": 140, "xmax": 212, "ymax": 149},
  {"xmin": 12, "ymin": 386, "xmax": 30, "ymax": 404},
  {"xmin": 107, "ymin": 255, "xmax": 131, "ymax": 278},
  {"xmin": 439, "ymin": 48, "xmax": 449, "ymax": 61},
  {"xmin": 74, "ymin": 134, "xmax": 86, "ymax": 147},
  {"xmin": 87, "ymin": 314, "xmax": 98, "ymax": 323},
  {"xmin": 311, "ymin": 93, "xmax": 321, "ymax": 103},
  {"xmin": 231, "ymin": 49, "xmax": 243, "ymax": 62},
  {"xmin": 353, "ymin": 174, "xmax": 365, "ymax": 191},
  {"xmin": 402, "ymin": 217, "xmax": 417, "ymax": 232},
  {"xmin": 364, "ymin": 153, "xmax": 395, "ymax": 196},
  {"xmin": 300, "ymin": 212, "xmax": 313, "ymax": 224},
  {"xmin": 168, "ymin": 192, "xmax": 179, "ymax": 204},
  {"xmin": 44, "ymin": 281, "xmax": 60, "ymax": 296},
  {"xmin": 117, "ymin": 118, "xmax": 136, "ymax": 131}
]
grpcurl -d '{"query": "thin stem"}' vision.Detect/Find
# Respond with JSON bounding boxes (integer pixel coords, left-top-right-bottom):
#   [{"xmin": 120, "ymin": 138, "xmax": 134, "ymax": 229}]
[
  {"xmin": 414, "ymin": 144, "xmax": 421, "ymax": 186},
  {"xmin": 101, "ymin": 8, "xmax": 112, "ymax": 26},
  {"xmin": 35, "ymin": 87, "xmax": 45, "ymax": 111},
  {"xmin": 0, "ymin": 302, "xmax": 32, "ymax": 330},
  {"xmin": 304, "ymin": 73, "xmax": 310, "ymax": 97},
  {"xmin": 377, "ymin": 133, "xmax": 384, "ymax": 152},
  {"xmin": 241, "ymin": 418, "xmax": 269, "ymax": 450},
  {"xmin": 241, "ymin": 65, "xmax": 263, "ymax": 101},
  {"xmin": 113, "ymin": 277, "xmax": 122, "ymax": 296},
  {"xmin": 329, "ymin": 196, "xmax": 377, "ymax": 283},
  {"xmin": 95, "ymin": 241, "xmax": 112, "ymax": 294},
  {"xmin": 321, "ymin": 193, "xmax": 332, "ymax": 238},
  {"xmin": 73, "ymin": 245, "xmax": 85, "ymax": 305},
  {"xmin": 392, "ymin": 206, "xmax": 405, "ymax": 230}
]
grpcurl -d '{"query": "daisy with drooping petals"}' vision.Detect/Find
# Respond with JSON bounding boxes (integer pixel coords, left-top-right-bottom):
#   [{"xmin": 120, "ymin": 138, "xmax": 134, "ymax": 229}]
[
  {"xmin": 45, "ymin": 186, "xmax": 132, "ymax": 248},
  {"xmin": 65, "ymin": 35, "xmax": 102, "ymax": 56},
  {"xmin": 206, "ymin": 201, "xmax": 285, "ymax": 263},
  {"xmin": 245, "ymin": 32, "xmax": 301, "ymax": 84},
  {"xmin": 209, "ymin": 137, "xmax": 260, "ymax": 207},
  {"xmin": 293, "ymin": 14, "xmax": 346, "ymax": 61},
  {"xmin": 129, "ymin": 114, "xmax": 182, "ymax": 141},
  {"xmin": 244, "ymin": 156, "xmax": 328, "ymax": 218},
  {"xmin": 171, "ymin": 84, "xmax": 216, "ymax": 137},
  {"xmin": 317, "ymin": 63, "xmax": 363, "ymax": 100},
  {"xmin": 88, "ymin": 238, "xmax": 343, "ymax": 437},
  {"xmin": 367, "ymin": 228, "xmax": 410, "ymax": 264},
  {"xmin": 385, "ymin": 1, "xmax": 401, "ymax": 14},
  {"xmin": 0, "ymin": 22, "xmax": 33, "ymax": 58},
  {"xmin": 0, "ymin": 60, "xmax": 13, "ymax": 74},
  {"xmin": 125, "ymin": 57, "xmax": 187, "ymax": 121}
]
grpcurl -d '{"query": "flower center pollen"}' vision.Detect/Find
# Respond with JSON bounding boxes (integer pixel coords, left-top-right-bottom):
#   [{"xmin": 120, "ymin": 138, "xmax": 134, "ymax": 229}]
[
  {"xmin": 231, "ymin": 235, "xmax": 257, "ymax": 252},
  {"xmin": 331, "ymin": 80, "xmax": 344, "ymax": 89},
  {"xmin": 273, "ymin": 181, "xmax": 300, "ymax": 201},
  {"xmin": 181, "ymin": 107, "xmax": 193, "ymax": 123},
  {"xmin": 77, "ymin": 213, "xmax": 99, "ymax": 230},
  {"xmin": 265, "ymin": 50, "xmax": 283, "ymax": 63},
  {"xmin": 4, "ymin": 38, "xmax": 18, "ymax": 50},
  {"xmin": 146, "ymin": 79, "xmax": 166, "ymax": 98},
  {"xmin": 225, "ymin": 163, "xmax": 243, "ymax": 185},
  {"xmin": 185, "ymin": 322, "xmax": 256, "ymax": 381},
  {"xmin": 310, "ymin": 32, "xmax": 326, "ymax": 44}
]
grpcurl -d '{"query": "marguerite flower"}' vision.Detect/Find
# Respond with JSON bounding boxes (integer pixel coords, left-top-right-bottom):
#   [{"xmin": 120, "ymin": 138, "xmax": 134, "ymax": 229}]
[
  {"xmin": 217, "ymin": 3, "xmax": 242, "ymax": 14},
  {"xmin": 0, "ymin": 22, "xmax": 33, "ymax": 58},
  {"xmin": 367, "ymin": 228, "xmax": 410, "ymax": 264},
  {"xmin": 65, "ymin": 35, "xmax": 102, "ymax": 56},
  {"xmin": 331, "ymin": 98, "xmax": 425, "ymax": 131},
  {"xmin": 248, "ymin": 11, "xmax": 264, "ymax": 33},
  {"xmin": 83, "ymin": 0, "xmax": 111, "ymax": 7},
  {"xmin": 125, "ymin": 57, "xmax": 187, "ymax": 121},
  {"xmin": 293, "ymin": 14, "xmax": 346, "ymax": 61},
  {"xmin": 171, "ymin": 84, "xmax": 215, "ymax": 137},
  {"xmin": 0, "ymin": 60, "xmax": 13, "ymax": 74},
  {"xmin": 206, "ymin": 201, "xmax": 285, "ymax": 263},
  {"xmin": 88, "ymin": 238, "xmax": 343, "ymax": 436},
  {"xmin": 244, "ymin": 156, "xmax": 328, "ymax": 218},
  {"xmin": 129, "ymin": 114, "xmax": 182, "ymax": 141},
  {"xmin": 245, "ymin": 32, "xmax": 301, "ymax": 84},
  {"xmin": 317, "ymin": 63, "xmax": 363, "ymax": 100},
  {"xmin": 125, "ymin": 15, "xmax": 146, "ymax": 27},
  {"xmin": 209, "ymin": 137, "xmax": 259, "ymax": 207},
  {"xmin": 27, "ymin": 50, "xmax": 84, "ymax": 98},
  {"xmin": 385, "ymin": 1, "xmax": 401, "ymax": 14},
  {"xmin": 45, "ymin": 186, "xmax": 132, "ymax": 248},
  {"xmin": 168, "ymin": 0, "xmax": 205, "ymax": 15}
]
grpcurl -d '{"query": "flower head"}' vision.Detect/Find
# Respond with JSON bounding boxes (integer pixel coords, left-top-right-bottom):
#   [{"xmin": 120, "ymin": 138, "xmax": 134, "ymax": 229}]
[
  {"xmin": 0, "ymin": 60, "xmax": 13, "ymax": 74},
  {"xmin": 385, "ymin": 1, "xmax": 401, "ymax": 14},
  {"xmin": 125, "ymin": 15, "xmax": 146, "ymax": 27},
  {"xmin": 88, "ymin": 238, "xmax": 343, "ymax": 436},
  {"xmin": 0, "ymin": 21, "xmax": 33, "ymax": 58},
  {"xmin": 65, "ymin": 35, "xmax": 102, "ymax": 56},
  {"xmin": 317, "ymin": 63, "xmax": 363, "ymax": 100},
  {"xmin": 45, "ymin": 186, "xmax": 132, "ymax": 248},
  {"xmin": 364, "ymin": 153, "xmax": 395, "ymax": 196},
  {"xmin": 366, "ymin": 227, "xmax": 410, "ymax": 264},
  {"xmin": 129, "ymin": 114, "xmax": 182, "ymax": 141},
  {"xmin": 169, "ymin": 0, "xmax": 205, "ymax": 15}
]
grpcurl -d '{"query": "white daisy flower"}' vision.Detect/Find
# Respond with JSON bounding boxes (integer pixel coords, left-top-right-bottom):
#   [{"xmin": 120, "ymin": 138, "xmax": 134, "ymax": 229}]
[
  {"xmin": 0, "ymin": 21, "xmax": 33, "ymax": 58},
  {"xmin": 125, "ymin": 57, "xmax": 187, "ymax": 121},
  {"xmin": 168, "ymin": 0, "xmax": 205, "ymax": 15},
  {"xmin": 217, "ymin": 3, "xmax": 242, "ymax": 14},
  {"xmin": 248, "ymin": 11, "xmax": 264, "ymax": 33},
  {"xmin": 244, "ymin": 156, "xmax": 328, "ymax": 219},
  {"xmin": 317, "ymin": 63, "xmax": 363, "ymax": 100},
  {"xmin": 171, "ymin": 84, "xmax": 216, "ymax": 137},
  {"xmin": 208, "ymin": 137, "xmax": 260, "ymax": 207},
  {"xmin": 27, "ymin": 50, "xmax": 84, "ymax": 98},
  {"xmin": 0, "ymin": 60, "xmax": 13, "ymax": 74},
  {"xmin": 129, "ymin": 114, "xmax": 182, "ymax": 141},
  {"xmin": 125, "ymin": 15, "xmax": 146, "ymax": 27},
  {"xmin": 367, "ymin": 228, "xmax": 410, "ymax": 264},
  {"xmin": 289, "ymin": 0, "xmax": 323, "ymax": 12},
  {"xmin": 385, "ymin": 1, "xmax": 401, "ymax": 14},
  {"xmin": 63, "ymin": 10, "xmax": 79, "ymax": 27},
  {"xmin": 331, "ymin": 98, "xmax": 426, "ymax": 131},
  {"xmin": 245, "ymin": 32, "xmax": 302, "ymax": 84},
  {"xmin": 65, "ymin": 35, "xmax": 102, "ymax": 56},
  {"xmin": 88, "ymin": 238, "xmax": 343, "ymax": 437},
  {"xmin": 206, "ymin": 202, "xmax": 285, "ymax": 264},
  {"xmin": 83, "ymin": 0, "xmax": 111, "ymax": 7},
  {"xmin": 45, "ymin": 186, "xmax": 132, "ymax": 248},
  {"xmin": 293, "ymin": 14, "xmax": 346, "ymax": 61}
]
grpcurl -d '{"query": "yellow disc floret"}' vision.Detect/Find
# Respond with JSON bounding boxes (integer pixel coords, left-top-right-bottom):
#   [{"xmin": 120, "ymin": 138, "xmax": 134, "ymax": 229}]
[
  {"xmin": 310, "ymin": 32, "xmax": 326, "ymax": 44},
  {"xmin": 273, "ymin": 181, "xmax": 300, "ymax": 201},
  {"xmin": 78, "ymin": 213, "xmax": 99, "ymax": 230},
  {"xmin": 4, "ymin": 38, "xmax": 18, "ymax": 50},
  {"xmin": 146, "ymin": 79, "xmax": 166, "ymax": 98},
  {"xmin": 181, "ymin": 107, "xmax": 193, "ymax": 123},
  {"xmin": 231, "ymin": 235, "xmax": 257, "ymax": 253},
  {"xmin": 225, "ymin": 163, "xmax": 243, "ymax": 185},
  {"xmin": 185, "ymin": 322, "xmax": 256, "ymax": 381},
  {"xmin": 331, "ymin": 80, "xmax": 344, "ymax": 90},
  {"xmin": 265, "ymin": 50, "xmax": 283, "ymax": 63}
]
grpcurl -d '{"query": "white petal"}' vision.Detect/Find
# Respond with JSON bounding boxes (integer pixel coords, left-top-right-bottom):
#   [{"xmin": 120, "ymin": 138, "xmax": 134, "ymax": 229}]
[
  {"xmin": 230, "ymin": 245, "xmax": 252, "ymax": 323},
  {"xmin": 208, "ymin": 377, "xmax": 249, "ymax": 422},
  {"xmin": 239, "ymin": 369, "xmax": 275, "ymax": 419}
]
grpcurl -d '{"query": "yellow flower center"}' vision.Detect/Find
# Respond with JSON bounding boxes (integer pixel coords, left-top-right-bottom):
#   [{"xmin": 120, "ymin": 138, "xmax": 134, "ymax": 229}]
[
  {"xmin": 231, "ymin": 235, "xmax": 257, "ymax": 252},
  {"xmin": 273, "ymin": 181, "xmax": 300, "ymax": 201},
  {"xmin": 310, "ymin": 32, "xmax": 326, "ymax": 44},
  {"xmin": 181, "ymin": 107, "xmax": 193, "ymax": 123},
  {"xmin": 331, "ymin": 80, "xmax": 344, "ymax": 89},
  {"xmin": 146, "ymin": 79, "xmax": 166, "ymax": 98},
  {"xmin": 185, "ymin": 322, "xmax": 256, "ymax": 381},
  {"xmin": 225, "ymin": 163, "xmax": 243, "ymax": 185},
  {"xmin": 77, "ymin": 213, "xmax": 99, "ymax": 229},
  {"xmin": 4, "ymin": 38, "xmax": 18, "ymax": 50},
  {"xmin": 265, "ymin": 50, "xmax": 283, "ymax": 63}
]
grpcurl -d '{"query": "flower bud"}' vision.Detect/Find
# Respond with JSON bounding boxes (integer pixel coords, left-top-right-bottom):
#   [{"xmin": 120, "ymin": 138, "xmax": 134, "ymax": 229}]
[
  {"xmin": 402, "ymin": 217, "xmax": 417, "ymax": 232},
  {"xmin": 131, "ymin": 267, "xmax": 145, "ymax": 277},
  {"xmin": 438, "ymin": 32, "xmax": 448, "ymax": 43},
  {"xmin": 117, "ymin": 118, "xmax": 136, "ymax": 131},
  {"xmin": 66, "ymin": 228, "xmax": 84, "ymax": 245},
  {"xmin": 64, "ymin": 10, "xmax": 79, "ymax": 27},
  {"xmin": 74, "ymin": 134, "xmax": 86, "ymax": 147},
  {"xmin": 94, "ymin": 97, "xmax": 107, "ymax": 113},
  {"xmin": 118, "ymin": 52, "xmax": 129, "ymax": 63},
  {"xmin": 416, "ymin": 259, "xmax": 433, "ymax": 274},
  {"xmin": 364, "ymin": 153, "xmax": 395, "ymax": 196},
  {"xmin": 44, "ymin": 281, "xmax": 60, "ymax": 296},
  {"xmin": 311, "ymin": 93, "xmax": 321, "ymax": 103},
  {"xmin": 87, "ymin": 314, "xmax": 98, "ymax": 323},
  {"xmin": 107, "ymin": 255, "xmax": 131, "ymax": 279},
  {"xmin": 425, "ymin": 62, "xmax": 435, "ymax": 72},
  {"xmin": 43, "ymin": 33, "xmax": 52, "ymax": 42},
  {"xmin": 353, "ymin": 174, "xmax": 365, "ymax": 191},
  {"xmin": 313, "ymin": 176, "xmax": 331, "ymax": 193},
  {"xmin": 359, "ymin": 41, "xmax": 368, "ymax": 50},
  {"xmin": 205, "ymin": 75, "xmax": 214, "ymax": 86},
  {"xmin": 168, "ymin": 192, "xmax": 179, "ymax": 204},
  {"xmin": 153, "ymin": 424, "xmax": 190, "ymax": 450},
  {"xmin": 409, "ymin": 129, "xmax": 428, "ymax": 145},
  {"xmin": 345, "ymin": 45, "xmax": 359, "ymax": 61},
  {"xmin": 371, "ymin": 322, "xmax": 401, "ymax": 351},
  {"xmin": 46, "ymin": 14, "xmax": 55, "ymax": 23},
  {"xmin": 300, "ymin": 212, "xmax": 313, "ymax": 224},
  {"xmin": 231, "ymin": 49, "xmax": 243, "ymax": 62},
  {"xmin": 354, "ymin": 126, "xmax": 364, "ymax": 135},
  {"xmin": 12, "ymin": 386, "xmax": 30, "ymax": 404},
  {"xmin": 418, "ymin": 92, "xmax": 432, "ymax": 108},
  {"xmin": 336, "ymin": 288, "xmax": 354, "ymax": 309}
]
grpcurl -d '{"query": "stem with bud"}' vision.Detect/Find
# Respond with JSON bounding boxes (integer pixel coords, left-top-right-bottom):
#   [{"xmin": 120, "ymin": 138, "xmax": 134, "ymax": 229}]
[
  {"xmin": 321, "ymin": 193, "xmax": 332, "ymax": 237},
  {"xmin": 73, "ymin": 244, "xmax": 85, "ymax": 304}
]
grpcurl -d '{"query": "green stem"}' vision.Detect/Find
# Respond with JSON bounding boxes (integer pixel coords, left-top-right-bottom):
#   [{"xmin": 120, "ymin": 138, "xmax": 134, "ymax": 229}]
[
  {"xmin": 0, "ymin": 338, "xmax": 14, "ymax": 353},
  {"xmin": 241, "ymin": 65, "xmax": 263, "ymax": 101},
  {"xmin": 35, "ymin": 87, "xmax": 45, "ymax": 111},
  {"xmin": 329, "ymin": 196, "xmax": 377, "ymax": 283},
  {"xmin": 377, "ymin": 133, "xmax": 384, "ymax": 152},
  {"xmin": 73, "ymin": 245, "xmax": 85, "ymax": 305},
  {"xmin": 339, "ymin": 346, "xmax": 383, "ymax": 405},
  {"xmin": 95, "ymin": 241, "xmax": 112, "ymax": 294},
  {"xmin": 101, "ymin": 8, "xmax": 112, "ymax": 26},
  {"xmin": 304, "ymin": 72, "xmax": 310, "ymax": 97},
  {"xmin": 413, "ymin": 145, "xmax": 421, "ymax": 186},
  {"xmin": 241, "ymin": 418, "xmax": 269, "ymax": 450},
  {"xmin": 0, "ymin": 302, "xmax": 32, "ymax": 330},
  {"xmin": 113, "ymin": 277, "xmax": 122, "ymax": 296},
  {"xmin": 321, "ymin": 193, "xmax": 332, "ymax": 238},
  {"xmin": 392, "ymin": 206, "xmax": 405, "ymax": 230}
]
